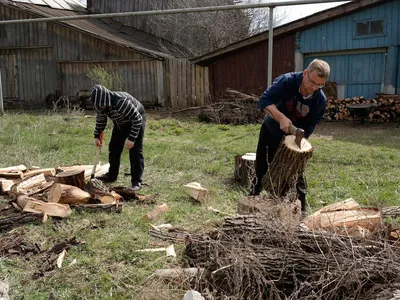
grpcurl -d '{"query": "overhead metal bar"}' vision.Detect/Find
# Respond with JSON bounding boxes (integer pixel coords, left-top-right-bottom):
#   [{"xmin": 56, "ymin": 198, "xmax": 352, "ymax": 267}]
[{"xmin": 0, "ymin": 0, "xmax": 349, "ymax": 25}]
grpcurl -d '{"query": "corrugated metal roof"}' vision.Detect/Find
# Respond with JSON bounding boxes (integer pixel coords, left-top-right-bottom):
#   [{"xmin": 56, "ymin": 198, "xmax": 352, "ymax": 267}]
[
  {"xmin": 1, "ymin": 1, "xmax": 173, "ymax": 59},
  {"xmin": 9, "ymin": 0, "xmax": 86, "ymax": 12},
  {"xmin": 192, "ymin": 0, "xmax": 388, "ymax": 65}
]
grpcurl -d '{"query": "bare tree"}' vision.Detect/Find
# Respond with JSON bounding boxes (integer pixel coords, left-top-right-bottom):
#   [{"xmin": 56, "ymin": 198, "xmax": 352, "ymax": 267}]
[{"xmin": 149, "ymin": 0, "xmax": 288, "ymax": 58}]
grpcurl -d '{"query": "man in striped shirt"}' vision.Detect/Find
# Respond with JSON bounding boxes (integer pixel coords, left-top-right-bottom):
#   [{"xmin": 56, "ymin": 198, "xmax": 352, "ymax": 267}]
[{"xmin": 90, "ymin": 84, "xmax": 145, "ymax": 191}]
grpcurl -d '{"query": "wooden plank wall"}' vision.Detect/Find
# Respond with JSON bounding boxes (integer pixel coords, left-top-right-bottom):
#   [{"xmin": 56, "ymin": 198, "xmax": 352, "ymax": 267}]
[{"xmin": 166, "ymin": 58, "xmax": 209, "ymax": 109}]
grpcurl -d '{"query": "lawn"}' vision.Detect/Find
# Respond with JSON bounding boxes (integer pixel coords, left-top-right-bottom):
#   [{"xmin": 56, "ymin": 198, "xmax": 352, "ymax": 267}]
[{"xmin": 0, "ymin": 110, "xmax": 399, "ymax": 299}]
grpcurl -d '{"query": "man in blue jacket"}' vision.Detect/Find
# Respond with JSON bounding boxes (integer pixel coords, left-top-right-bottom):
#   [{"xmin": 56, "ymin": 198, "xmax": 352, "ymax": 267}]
[
  {"xmin": 250, "ymin": 59, "xmax": 330, "ymax": 213},
  {"xmin": 90, "ymin": 84, "xmax": 145, "ymax": 191}
]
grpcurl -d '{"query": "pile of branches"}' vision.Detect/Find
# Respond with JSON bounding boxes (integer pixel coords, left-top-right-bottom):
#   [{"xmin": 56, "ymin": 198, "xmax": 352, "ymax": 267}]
[
  {"xmin": 150, "ymin": 214, "xmax": 400, "ymax": 300},
  {"xmin": 199, "ymin": 89, "xmax": 264, "ymax": 125}
]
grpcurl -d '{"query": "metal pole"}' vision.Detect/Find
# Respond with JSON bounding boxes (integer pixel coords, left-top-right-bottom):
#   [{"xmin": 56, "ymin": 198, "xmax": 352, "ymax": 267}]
[
  {"xmin": 0, "ymin": 0, "xmax": 350, "ymax": 25},
  {"xmin": 0, "ymin": 71, "xmax": 4, "ymax": 116},
  {"xmin": 268, "ymin": 7, "xmax": 274, "ymax": 88}
]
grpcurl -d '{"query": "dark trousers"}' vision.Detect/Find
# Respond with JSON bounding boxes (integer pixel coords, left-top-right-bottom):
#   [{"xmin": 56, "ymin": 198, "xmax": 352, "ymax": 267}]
[
  {"xmin": 251, "ymin": 122, "xmax": 307, "ymax": 212},
  {"xmin": 108, "ymin": 114, "xmax": 146, "ymax": 186}
]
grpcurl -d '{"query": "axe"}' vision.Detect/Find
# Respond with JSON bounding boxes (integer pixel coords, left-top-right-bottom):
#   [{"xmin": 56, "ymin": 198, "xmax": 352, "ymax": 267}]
[{"xmin": 289, "ymin": 125, "xmax": 304, "ymax": 149}]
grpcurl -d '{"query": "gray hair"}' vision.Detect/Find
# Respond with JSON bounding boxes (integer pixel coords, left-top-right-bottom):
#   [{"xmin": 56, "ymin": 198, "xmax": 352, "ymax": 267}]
[{"xmin": 307, "ymin": 59, "xmax": 330, "ymax": 80}]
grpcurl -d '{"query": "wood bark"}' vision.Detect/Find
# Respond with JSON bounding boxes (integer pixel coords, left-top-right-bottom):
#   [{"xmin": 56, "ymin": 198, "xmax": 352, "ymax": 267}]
[
  {"xmin": 0, "ymin": 204, "xmax": 43, "ymax": 231},
  {"xmin": 234, "ymin": 153, "xmax": 256, "ymax": 189},
  {"xmin": 381, "ymin": 206, "xmax": 400, "ymax": 219},
  {"xmin": 48, "ymin": 183, "xmax": 91, "ymax": 205},
  {"xmin": 262, "ymin": 135, "xmax": 313, "ymax": 197},
  {"xmin": 55, "ymin": 169, "xmax": 85, "ymax": 190}
]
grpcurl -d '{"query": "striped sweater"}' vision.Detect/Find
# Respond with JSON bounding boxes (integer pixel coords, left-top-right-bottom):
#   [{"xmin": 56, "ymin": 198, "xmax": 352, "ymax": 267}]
[{"xmin": 90, "ymin": 85, "xmax": 144, "ymax": 141}]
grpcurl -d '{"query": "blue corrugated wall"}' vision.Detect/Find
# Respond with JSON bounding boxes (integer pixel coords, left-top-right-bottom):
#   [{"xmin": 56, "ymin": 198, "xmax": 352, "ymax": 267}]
[{"xmin": 299, "ymin": 0, "xmax": 400, "ymax": 99}]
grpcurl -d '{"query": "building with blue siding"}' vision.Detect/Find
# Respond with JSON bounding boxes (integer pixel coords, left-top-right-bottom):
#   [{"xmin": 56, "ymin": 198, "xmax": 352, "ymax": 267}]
[
  {"xmin": 299, "ymin": 0, "xmax": 400, "ymax": 99},
  {"xmin": 194, "ymin": 0, "xmax": 399, "ymax": 100}
]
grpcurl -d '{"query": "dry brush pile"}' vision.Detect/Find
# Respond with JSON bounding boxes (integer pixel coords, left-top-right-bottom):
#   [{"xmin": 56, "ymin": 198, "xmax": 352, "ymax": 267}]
[{"xmin": 149, "ymin": 213, "xmax": 400, "ymax": 300}]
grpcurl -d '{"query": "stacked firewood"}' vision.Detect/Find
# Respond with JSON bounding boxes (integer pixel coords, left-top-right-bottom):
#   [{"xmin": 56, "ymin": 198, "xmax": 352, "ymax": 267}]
[
  {"xmin": 0, "ymin": 164, "xmax": 122, "ymax": 231},
  {"xmin": 324, "ymin": 94, "xmax": 400, "ymax": 123}
]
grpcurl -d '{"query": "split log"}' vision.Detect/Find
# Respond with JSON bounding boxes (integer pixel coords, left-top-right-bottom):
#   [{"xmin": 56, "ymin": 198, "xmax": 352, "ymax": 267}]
[
  {"xmin": 0, "ymin": 170, "xmax": 23, "ymax": 178},
  {"xmin": 11, "ymin": 173, "xmax": 47, "ymax": 195},
  {"xmin": 48, "ymin": 183, "xmax": 91, "ymax": 205},
  {"xmin": 234, "ymin": 153, "xmax": 256, "ymax": 189},
  {"xmin": 0, "ymin": 204, "xmax": 43, "ymax": 231},
  {"xmin": 183, "ymin": 182, "xmax": 208, "ymax": 203},
  {"xmin": 23, "ymin": 168, "xmax": 56, "ymax": 178},
  {"xmin": 112, "ymin": 186, "xmax": 156, "ymax": 203},
  {"xmin": 73, "ymin": 203, "xmax": 122, "ymax": 214},
  {"xmin": 0, "ymin": 165, "xmax": 27, "ymax": 173},
  {"xmin": 262, "ymin": 135, "xmax": 313, "ymax": 197},
  {"xmin": 17, "ymin": 195, "xmax": 72, "ymax": 218},
  {"xmin": 302, "ymin": 198, "xmax": 381, "ymax": 237},
  {"xmin": 55, "ymin": 169, "xmax": 85, "ymax": 190},
  {"xmin": 0, "ymin": 178, "xmax": 18, "ymax": 193},
  {"xmin": 57, "ymin": 164, "xmax": 96, "ymax": 174}
]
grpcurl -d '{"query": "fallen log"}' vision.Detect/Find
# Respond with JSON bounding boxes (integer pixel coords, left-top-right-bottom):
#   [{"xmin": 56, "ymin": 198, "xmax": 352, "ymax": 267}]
[
  {"xmin": 262, "ymin": 135, "xmax": 313, "ymax": 197},
  {"xmin": 48, "ymin": 183, "xmax": 91, "ymax": 205}
]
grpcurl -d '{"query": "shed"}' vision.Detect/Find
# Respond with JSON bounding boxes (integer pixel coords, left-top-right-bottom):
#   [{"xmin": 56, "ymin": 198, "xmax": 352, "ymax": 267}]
[
  {"xmin": 0, "ymin": 0, "xmax": 208, "ymax": 109},
  {"xmin": 193, "ymin": 0, "xmax": 398, "ymax": 100}
]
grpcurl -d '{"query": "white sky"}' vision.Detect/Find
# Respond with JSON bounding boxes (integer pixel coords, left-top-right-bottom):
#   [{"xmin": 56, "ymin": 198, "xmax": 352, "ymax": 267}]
[{"xmin": 278, "ymin": 1, "xmax": 350, "ymax": 24}]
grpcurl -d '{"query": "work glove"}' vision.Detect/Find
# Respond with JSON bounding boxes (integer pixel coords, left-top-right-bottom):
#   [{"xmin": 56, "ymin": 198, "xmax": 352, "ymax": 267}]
[{"xmin": 125, "ymin": 139, "xmax": 135, "ymax": 150}]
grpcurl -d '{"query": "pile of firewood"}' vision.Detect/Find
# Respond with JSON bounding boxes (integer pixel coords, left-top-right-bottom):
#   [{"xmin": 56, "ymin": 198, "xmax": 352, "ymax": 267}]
[
  {"xmin": 149, "ymin": 198, "xmax": 400, "ymax": 300},
  {"xmin": 325, "ymin": 94, "xmax": 400, "ymax": 123},
  {"xmin": 0, "ymin": 163, "xmax": 123, "ymax": 231}
]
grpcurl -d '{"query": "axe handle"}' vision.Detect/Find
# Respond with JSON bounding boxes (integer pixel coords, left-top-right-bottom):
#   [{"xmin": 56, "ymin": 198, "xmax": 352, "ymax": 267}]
[{"xmin": 90, "ymin": 132, "xmax": 104, "ymax": 179}]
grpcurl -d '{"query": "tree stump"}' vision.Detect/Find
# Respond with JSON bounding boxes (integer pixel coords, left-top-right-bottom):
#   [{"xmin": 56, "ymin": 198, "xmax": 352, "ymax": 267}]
[
  {"xmin": 55, "ymin": 170, "xmax": 85, "ymax": 190},
  {"xmin": 234, "ymin": 153, "xmax": 256, "ymax": 189},
  {"xmin": 262, "ymin": 135, "xmax": 313, "ymax": 197}
]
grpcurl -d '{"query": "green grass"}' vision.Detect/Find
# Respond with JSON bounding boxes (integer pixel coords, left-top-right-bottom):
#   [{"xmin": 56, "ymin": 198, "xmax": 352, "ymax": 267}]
[{"xmin": 0, "ymin": 110, "xmax": 399, "ymax": 299}]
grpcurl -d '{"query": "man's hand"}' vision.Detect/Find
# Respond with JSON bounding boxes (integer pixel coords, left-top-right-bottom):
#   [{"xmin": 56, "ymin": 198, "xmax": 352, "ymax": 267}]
[
  {"xmin": 125, "ymin": 139, "xmax": 134, "ymax": 150},
  {"xmin": 94, "ymin": 138, "xmax": 102, "ymax": 148},
  {"xmin": 264, "ymin": 104, "xmax": 292, "ymax": 134},
  {"xmin": 279, "ymin": 117, "xmax": 292, "ymax": 134}
]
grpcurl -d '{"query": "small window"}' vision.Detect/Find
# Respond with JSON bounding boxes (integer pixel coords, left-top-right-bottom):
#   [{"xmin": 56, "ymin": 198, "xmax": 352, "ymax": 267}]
[{"xmin": 356, "ymin": 20, "xmax": 384, "ymax": 36}]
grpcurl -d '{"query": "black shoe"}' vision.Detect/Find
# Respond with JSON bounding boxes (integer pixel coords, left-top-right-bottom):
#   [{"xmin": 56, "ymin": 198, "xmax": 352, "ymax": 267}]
[{"xmin": 95, "ymin": 173, "xmax": 117, "ymax": 183}]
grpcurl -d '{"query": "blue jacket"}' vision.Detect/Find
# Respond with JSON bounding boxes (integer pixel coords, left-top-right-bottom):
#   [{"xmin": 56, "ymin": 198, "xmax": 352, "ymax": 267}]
[{"xmin": 258, "ymin": 72, "xmax": 326, "ymax": 138}]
